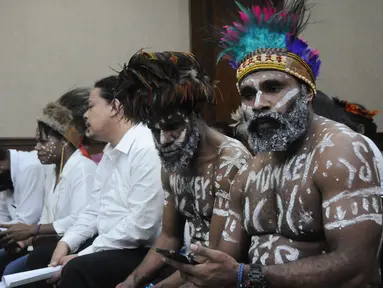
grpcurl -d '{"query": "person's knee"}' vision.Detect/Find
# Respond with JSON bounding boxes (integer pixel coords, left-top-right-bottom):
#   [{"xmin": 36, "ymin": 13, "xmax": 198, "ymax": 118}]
[{"xmin": 61, "ymin": 257, "xmax": 84, "ymax": 279}]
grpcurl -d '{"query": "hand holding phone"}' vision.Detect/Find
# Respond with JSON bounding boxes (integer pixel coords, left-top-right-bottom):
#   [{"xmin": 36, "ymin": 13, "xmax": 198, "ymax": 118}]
[{"xmin": 155, "ymin": 248, "xmax": 199, "ymax": 265}]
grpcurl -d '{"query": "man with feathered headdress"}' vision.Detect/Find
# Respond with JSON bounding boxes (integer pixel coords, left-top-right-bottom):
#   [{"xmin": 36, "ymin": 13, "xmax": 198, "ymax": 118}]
[
  {"xmin": 162, "ymin": 1, "xmax": 383, "ymax": 287},
  {"xmin": 114, "ymin": 51, "xmax": 251, "ymax": 288}
]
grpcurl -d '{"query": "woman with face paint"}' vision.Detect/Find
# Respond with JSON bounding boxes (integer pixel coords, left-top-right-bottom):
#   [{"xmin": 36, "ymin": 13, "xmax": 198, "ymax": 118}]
[{"xmin": 0, "ymin": 89, "xmax": 97, "ymax": 277}]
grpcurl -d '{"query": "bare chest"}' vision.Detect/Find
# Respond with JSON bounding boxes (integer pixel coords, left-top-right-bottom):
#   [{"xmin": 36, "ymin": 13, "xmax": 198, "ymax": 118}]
[
  {"xmin": 169, "ymin": 171, "xmax": 216, "ymax": 220},
  {"xmin": 244, "ymin": 151, "xmax": 324, "ymax": 240}
]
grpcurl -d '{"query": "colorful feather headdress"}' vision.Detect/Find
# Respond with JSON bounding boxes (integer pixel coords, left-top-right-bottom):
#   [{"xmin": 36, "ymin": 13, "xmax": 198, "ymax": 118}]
[
  {"xmin": 218, "ymin": 0, "xmax": 321, "ymax": 94},
  {"xmin": 334, "ymin": 97, "xmax": 379, "ymax": 119}
]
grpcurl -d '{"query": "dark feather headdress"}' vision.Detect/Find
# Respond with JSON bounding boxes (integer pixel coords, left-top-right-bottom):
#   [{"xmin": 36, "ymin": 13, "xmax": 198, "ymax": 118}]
[{"xmin": 114, "ymin": 51, "xmax": 218, "ymax": 124}]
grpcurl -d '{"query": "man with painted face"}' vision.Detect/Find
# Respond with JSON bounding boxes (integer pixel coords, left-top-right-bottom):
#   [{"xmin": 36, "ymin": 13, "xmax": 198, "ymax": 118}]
[
  {"xmin": 115, "ymin": 51, "xmax": 251, "ymax": 288},
  {"xmin": 162, "ymin": 1, "xmax": 383, "ymax": 287}
]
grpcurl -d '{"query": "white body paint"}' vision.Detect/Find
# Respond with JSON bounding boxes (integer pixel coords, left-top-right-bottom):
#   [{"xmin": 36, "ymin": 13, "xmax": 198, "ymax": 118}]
[
  {"xmin": 286, "ymin": 185, "xmax": 299, "ymax": 234},
  {"xmin": 325, "ymin": 213, "xmax": 382, "ymax": 230},
  {"xmin": 274, "ymin": 246, "xmax": 300, "ymax": 264},
  {"xmin": 353, "ymin": 141, "xmax": 372, "ymax": 183},
  {"xmin": 339, "ymin": 158, "xmax": 357, "ymax": 188},
  {"xmin": 253, "ymin": 198, "xmax": 267, "ymax": 232}
]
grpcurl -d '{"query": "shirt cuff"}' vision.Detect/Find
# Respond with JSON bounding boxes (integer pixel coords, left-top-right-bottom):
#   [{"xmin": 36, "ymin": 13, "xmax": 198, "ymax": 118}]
[
  {"xmin": 77, "ymin": 245, "xmax": 94, "ymax": 256},
  {"xmin": 61, "ymin": 233, "xmax": 82, "ymax": 253},
  {"xmin": 52, "ymin": 220, "xmax": 66, "ymax": 235}
]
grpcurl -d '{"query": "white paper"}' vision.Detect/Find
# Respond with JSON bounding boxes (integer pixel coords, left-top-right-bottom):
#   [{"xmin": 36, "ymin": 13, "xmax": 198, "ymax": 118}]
[
  {"xmin": 0, "ymin": 228, "xmax": 7, "ymax": 232},
  {"xmin": 1, "ymin": 266, "xmax": 62, "ymax": 287}
]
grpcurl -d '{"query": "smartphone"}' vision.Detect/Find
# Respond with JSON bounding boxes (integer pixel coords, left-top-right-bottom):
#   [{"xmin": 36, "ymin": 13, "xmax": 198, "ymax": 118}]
[{"xmin": 155, "ymin": 248, "xmax": 199, "ymax": 265}]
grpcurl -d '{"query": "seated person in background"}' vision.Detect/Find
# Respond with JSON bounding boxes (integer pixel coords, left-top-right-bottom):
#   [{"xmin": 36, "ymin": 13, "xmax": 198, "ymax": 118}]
[
  {"xmin": 36, "ymin": 75, "xmax": 163, "ymax": 288},
  {"xmin": 0, "ymin": 147, "xmax": 46, "ymax": 275},
  {"xmin": 0, "ymin": 88, "xmax": 97, "ymax": 276},
  {"xmin": 115, "ymin": 51, "xmax": 251, "ymax": 288},
  {"xmin": 163, "ymin": 1, "xmax": 383, "ymax": 287}
]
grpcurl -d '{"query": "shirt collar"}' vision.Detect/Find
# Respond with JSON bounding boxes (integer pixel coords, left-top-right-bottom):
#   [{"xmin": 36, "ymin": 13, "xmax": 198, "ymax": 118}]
[
  {"xmin": 9, "ymin": 149, "xmax": 17, "ymax": 184},
  {"xmin": 103, "ymin": 124, "xmax": 146, "ymax": 156}
]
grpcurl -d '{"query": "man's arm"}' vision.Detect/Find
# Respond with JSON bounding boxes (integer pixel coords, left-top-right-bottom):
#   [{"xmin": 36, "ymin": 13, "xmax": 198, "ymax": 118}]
[
  {"xmin": 7, "ymin": 165, "xmax": 45, "ymax": 224},
  {"xmin": 60, "ymin": 165, "xmax": 102, "ymax": 253},
  {"xmin": 52, "ymin": 166, "xmax": 95, "ymax": 235},
  {"xmin": 156, "ymin": 144, "xmax": 252, "ymax": 287},
  {"xmin": 77, "ymin": 147, "xmax": 163, "ymax": 256},
  {"xmin": 123, "ymin": 169, "xmax": 185, "ymax": 287},
  {"xmin": 217, "ymin": 161, "xmax": 252, "ymax": 261},
  {"xmin": 260, "ymin": 134, "xmax": 383, "ymax": 288}
]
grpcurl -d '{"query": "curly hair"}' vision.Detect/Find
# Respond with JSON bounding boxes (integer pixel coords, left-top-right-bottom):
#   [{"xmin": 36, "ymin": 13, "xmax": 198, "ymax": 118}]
[{"xmin": 114, "ymin": 51, "xmax": 217, "ymax": 124}]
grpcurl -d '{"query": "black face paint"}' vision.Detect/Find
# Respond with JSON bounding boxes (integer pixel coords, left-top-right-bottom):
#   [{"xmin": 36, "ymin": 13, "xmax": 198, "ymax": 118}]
[
  {"xmin": 153, "ymin": 114, "xmax": 200, "ymax": 173},
  {"xmin": 248, "ymin": 86, "xmax": 310, "ymax": 153}
]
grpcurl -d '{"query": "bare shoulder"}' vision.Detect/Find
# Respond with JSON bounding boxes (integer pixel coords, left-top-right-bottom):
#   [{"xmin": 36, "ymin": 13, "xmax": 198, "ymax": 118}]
[
  {"xmin": 312, "ymin": 116, "xmax": 380, "ymax": 192},
  {"xmin": 215, "ymin": 135, "xmax": 252, "ymax": 177}
]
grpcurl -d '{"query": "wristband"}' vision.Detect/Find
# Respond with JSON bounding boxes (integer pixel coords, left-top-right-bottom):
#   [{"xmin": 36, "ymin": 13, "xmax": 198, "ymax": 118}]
[
  {"xmin": 237, "ymin": 263, "xmax": 245, "ymax": 288},
  {"xmin": 36, "ymin": 224, "xmax": 41, "ymax": 236}
]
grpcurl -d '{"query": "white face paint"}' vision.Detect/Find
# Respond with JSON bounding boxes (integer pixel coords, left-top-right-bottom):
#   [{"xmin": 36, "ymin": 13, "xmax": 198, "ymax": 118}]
[
  {"xmin": 159, "ymin": 126, "xmax": 187, "ymax": 145},
  {"xmin": 274, "ymin": 88, "xmax": 299, "ymax": 110}
]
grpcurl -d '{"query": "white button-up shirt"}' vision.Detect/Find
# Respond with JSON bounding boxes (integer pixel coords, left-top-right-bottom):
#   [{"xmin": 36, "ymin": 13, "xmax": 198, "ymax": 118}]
[
  {"xmin": 39, "ymin": 149, "xmax": 97, "ymax": 234},
  {"xmin": 0, "ymin": 150, "xmax": 46, "ymax": 224},
  {"xmin": 61, "ymin": 124, "xmax": 163, "ymax": 256}
]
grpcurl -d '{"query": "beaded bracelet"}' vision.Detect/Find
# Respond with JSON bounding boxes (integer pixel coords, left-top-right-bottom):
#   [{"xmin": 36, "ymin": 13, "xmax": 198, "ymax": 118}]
[{"xmin": 237, "ymin": 263, "xmax": 245, "ymax": 288}]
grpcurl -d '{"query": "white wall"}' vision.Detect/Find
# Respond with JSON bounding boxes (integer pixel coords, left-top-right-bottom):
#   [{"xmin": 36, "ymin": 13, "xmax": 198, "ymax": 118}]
[
  {"xmin": 0, "ymin": 0, "xmax": 190, "ymax": 137},
  {"xmin": 303, "ymin": 0, "xmax": 383, "ymax": 131}
]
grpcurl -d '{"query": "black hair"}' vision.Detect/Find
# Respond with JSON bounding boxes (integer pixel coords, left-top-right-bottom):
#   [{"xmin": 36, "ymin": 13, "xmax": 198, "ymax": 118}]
[
  {"xmin": 0, "ymin": 148, "xmax": 7, "ymax": 161},
  {"xmin": 37, "ymin": 122, "xmax": 65, "ymax": 142},
  {"xmin": 57, "ymin": 88, "xmax": 90, "ymax": 136},
  {"xmin": 94, "ymin": 75, "xmax": 119, "ymax": 103},
  {"xmin": 312, "ymin": 91, "xmax": 378, "ymax": 139},
  {"xmin": 114, "ymin": 51, "xmax": 217, "ymax": 124}
]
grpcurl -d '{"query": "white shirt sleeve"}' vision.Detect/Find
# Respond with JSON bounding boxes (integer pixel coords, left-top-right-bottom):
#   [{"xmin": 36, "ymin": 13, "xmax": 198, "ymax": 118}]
[
  {"xmin": 6, "ymin": 165, "xmax": 45, "ymax": 224},
  {"xmin": 53, "ymin": 168, "xmax": 95, "ymax": 234},
  {"xmin": 61, "ymin": 167, "xmax": 102, "ymax": 253},
  {"xmin": 78, "ymin": 147, "xmax": 163, "ymax": 256},
  {"xmin": 0, "ymin": 191, "xmax": 11, "ymax": 223}
]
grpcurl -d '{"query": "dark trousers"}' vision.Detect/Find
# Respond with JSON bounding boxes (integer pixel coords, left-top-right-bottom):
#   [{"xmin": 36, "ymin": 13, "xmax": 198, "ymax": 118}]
[
  {"xmin": 0, "ymin": 248, "xmax": 28, "ymax": 277},
  {"xmin": 60, "ymin": 247, "xmax": 149, "ymax": 288},
  {"xmin": 22, "ymin": 237, "xmax": 95, "ymax": 288}
]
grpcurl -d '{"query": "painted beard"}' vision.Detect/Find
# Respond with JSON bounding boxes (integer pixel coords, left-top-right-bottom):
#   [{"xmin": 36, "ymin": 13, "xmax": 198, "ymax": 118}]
[
  {"xmin": 248, "ymin": 87, "xmax": 310, "ymax": 153},
  {"xmin": 154, "ymin": 116, "xmax": 200, "ymax": 173}
]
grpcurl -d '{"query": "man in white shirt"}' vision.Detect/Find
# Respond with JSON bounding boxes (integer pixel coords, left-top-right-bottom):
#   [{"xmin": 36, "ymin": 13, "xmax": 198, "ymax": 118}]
[
  {"xmin": 0, "ymin": 149, "xmax": 45, "ymax": 225},
  {"xmin": 0, "ymin": 148, "xmax": 45, "ymax": 275},
  {"xmin": 45, "ymin": 76, "xmax": 163, "ymax": 288}
]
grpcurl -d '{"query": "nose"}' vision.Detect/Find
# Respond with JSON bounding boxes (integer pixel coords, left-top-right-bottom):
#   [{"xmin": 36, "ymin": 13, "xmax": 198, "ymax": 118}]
[
  {"xmin": 160, "ymin": 130, "xmax": 175, "ymax": 145},
  {"xmin": 83, "ymin": 110, "xmax": 88, "ymax": 120},
  {"xmin": 251, "ymin": 91, "xmax": 271, "ymax": 112},
  {"xmin": 35, "ymin": 142, "xmax": 42, "ymax": 151}
]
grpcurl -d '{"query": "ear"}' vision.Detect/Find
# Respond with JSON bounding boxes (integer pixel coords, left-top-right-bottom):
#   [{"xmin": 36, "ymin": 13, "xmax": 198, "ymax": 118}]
[
  {"xmin": 356, "ymin": 124, "xmax": 365, "ymax": 135},
  {"xmin": 110, "ymin": 98, "xmax": 123, "ymax": 117},
  {"xmin": 307, "ymin": 89, "xmax": 315, "ymax": 103}
]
